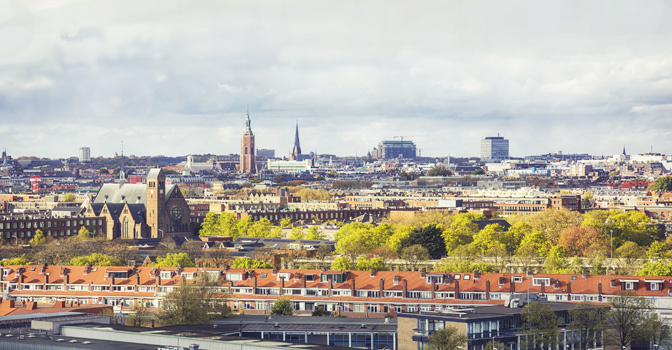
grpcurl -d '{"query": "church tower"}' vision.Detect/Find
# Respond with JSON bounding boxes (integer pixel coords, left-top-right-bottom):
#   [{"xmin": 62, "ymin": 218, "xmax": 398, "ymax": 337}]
[
  {"xmin": 240, "ymin": 110, "xmax": 256, "ymax": 174},
  {"xmin": 290, "ymin": 121, "xmax": 302, "ymax": 160},
  {"xmin": 146, "ymin": 168, "xmax": 166, "ymax": 238}
]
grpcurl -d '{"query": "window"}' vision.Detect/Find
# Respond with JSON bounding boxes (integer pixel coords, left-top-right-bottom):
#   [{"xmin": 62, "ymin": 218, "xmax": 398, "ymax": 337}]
[
  {"xmin": 512, "ymin": 276, "xmax": 523, "ymax": 283},
  {"xmin": 625, "ymin": 282, "xmax": 634, "ymax": 290},
  {"xmin": 533, "ymin": 278, "xmax": 550, "ymax": 286},
  {"xmin": 426, "ymin": 275, "xmax": 444, "ymax": 284}
]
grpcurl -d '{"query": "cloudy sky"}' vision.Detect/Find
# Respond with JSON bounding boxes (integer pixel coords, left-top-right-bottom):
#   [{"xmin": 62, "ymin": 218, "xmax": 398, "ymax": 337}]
[{"xmin": 1, "ymin": 0, "xmax": 672, "ymax": 159}]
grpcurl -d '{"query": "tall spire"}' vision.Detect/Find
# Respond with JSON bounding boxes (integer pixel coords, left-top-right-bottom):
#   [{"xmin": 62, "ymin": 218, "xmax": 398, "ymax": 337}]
[
  {"xmin": 622, "ymin": 145, "xmax": 626, "ymax": 155},
  {"xmin": 292, "ymin": 121, "xmax": 301, "ymax": 157},
  {"xmin": 118, "ymin": 141, "xmax": 126, "ymax": 186},
  {"xmin": 244, "ymin": 108, "xmax": 253, "ymax": 135}
]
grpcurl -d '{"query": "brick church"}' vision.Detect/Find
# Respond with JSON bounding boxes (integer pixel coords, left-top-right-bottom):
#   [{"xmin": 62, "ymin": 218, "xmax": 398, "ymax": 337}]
[{"xmin": 84, "ymin": 168, "xmax": 191, "ymax": 239}]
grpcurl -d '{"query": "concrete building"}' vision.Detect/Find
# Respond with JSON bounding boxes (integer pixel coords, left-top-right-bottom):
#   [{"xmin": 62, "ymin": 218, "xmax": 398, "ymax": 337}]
[
  {"xmin": 480, "ymin": 136, "xmax": 509, "ymax": 162},
  {"xmin": 78, "ymin": 147, "xmax": 91, "ymax": 163},
  {"xmin": 257, "ymin": 149, "xmax": 276, "ymax": 159},
  {"xmin": 240, "ymin": 111, "xmax": 256, "ymax": 174},
  {"xmin": 378, "ymin": 140, "xmax": 417, "ymax": 159},
  {"xmin": 267, "ymin": 159, "xmax": 313, "ymax": 173}
]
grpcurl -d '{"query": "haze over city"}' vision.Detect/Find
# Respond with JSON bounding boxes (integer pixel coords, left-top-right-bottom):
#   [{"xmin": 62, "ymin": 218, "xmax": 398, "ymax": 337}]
[{"xmin": 1, "ymin": 0, "xmax": 672, "ymax": 158}]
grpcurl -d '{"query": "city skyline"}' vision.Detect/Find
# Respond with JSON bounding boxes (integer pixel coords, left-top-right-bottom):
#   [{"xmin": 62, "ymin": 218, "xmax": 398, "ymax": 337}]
[{"xmin": 1, "ymin": 1, "xmax": 672, "ymax": 158}]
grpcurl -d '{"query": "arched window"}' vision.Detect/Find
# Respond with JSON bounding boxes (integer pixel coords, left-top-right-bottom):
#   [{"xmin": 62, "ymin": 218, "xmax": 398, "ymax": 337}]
[{"xmin": 123, "ymin": 218, "xmax": 129, "ymax": 239}]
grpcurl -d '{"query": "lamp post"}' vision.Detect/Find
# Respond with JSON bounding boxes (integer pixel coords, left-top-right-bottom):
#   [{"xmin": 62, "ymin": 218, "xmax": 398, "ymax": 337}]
[{"xmin": 610, "ymin": 230, "xmax": 613, "ymax": 259}]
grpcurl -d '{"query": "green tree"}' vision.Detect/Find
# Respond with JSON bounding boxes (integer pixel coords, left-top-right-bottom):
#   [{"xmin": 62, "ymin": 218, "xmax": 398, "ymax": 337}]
[
  {"xmin": 230, "ymin": 257, "xmax": 272, "ymax": 269},
  {"xmin": 1, "ymin": 255, "xmax": 31, "ymax": 265},
  {"xmin": 280, "ymin": 217, "xmax": 293, "ymax": 229},
  {"xmin": 648, "ymin": 241, "xmax": 668, "ymax": 259},
  {"xmin": 472, "ymin": 223, "xmax": 506, "ymax": 255},
  {"xmin": 271, "ymin": 298, "xmax": 293, "ymax": 315},
  {"xmin": 153, "ymin": 253, "xmax": 196, "ymax": 267},
  {"xmin": 305, "ymin": 226, "xmax": 326, "ymax": 240},
  {"xmin": 288, "ymin": 226, "xmax": 305, "ymax": 239},
  {"xmin": 426, "ymin": 326, "xmax": 467, "ymax": 350},
  {"xmin": 400, "ymin": 224, "xmax": 446, "ymax": 259},
  {"xmin": 273, "ymin": 174, "xmax": 286, "ymax": 183},
  {"xmin": 581, "ymin": 191, "xmax": 595, "ymax": 209},
  {"xmin": 29, "ymin": 229, "xmax": 48, "ymax": 245},
  {"xmin": 568, "ymin": 302, "xmax": 606, "ymax": 350},
  {"xmin": 311, "ymin": 306, "xmax": 330, "ymax": 316},
  {"xmin": 355, "ymin": 256, "xmax": 387, "ymax": 271},
  {"xmin": 69, "ymin": 253, "xmax": 122, "ymax": 266},
  {"xmin": 607, "ymin": 211, "xmax": 660, "ymax": 246},
  {"xmin": 247, "ymin": 218, "xmax": 273, "ymax": 237},
  {"xmin": 471, "ymin": 168, "xmax": 485, "ymax": 175},
  {"xmin": 640, "ymin": 312, "xmax": 672, "ymax": 350},
  {"xmin": 77, "ymin": 226, "xmax": 92, "ymax": 240},
  {"xmin": 521, "ymin": 302, "xmax": 561, "ymax": 350},
  {"xmin": 543, "ymin": 246, "xmax": 570, "ymax": 274},
  {"xmin": 615, "ymin": 241, "xmax": 646, "ymax": 266},
  {"xmin": 199, "ymin": 212, "xmax": 220, "ymax": 236},
  {"xmin": 331, "ymin": 256, "xmax": 353, "ymax": 270},
  {"xmin": 159, "ymin": 277, "xmax": 230, "ymax": 325},
  {"xmin": 62, "ymin": 193, "xmax": 77, "ymax": 202},
  {"xmin": 484, "ymin": 340, "xmax": 507, "ymax": 350},
  {"xmin": 649, "ymin": 175, "xmax": 672, "ymax": 191},
  {"xmin": 443, "ymin": 214, "xmax": 479, "ymax": 253},
  {"xmin": 636, "ymin": 262, "xmax": 672, "ymax": 276},
  {"xmin": 426, "ymin": 165, "xmax": 453, "ymax": 177}
]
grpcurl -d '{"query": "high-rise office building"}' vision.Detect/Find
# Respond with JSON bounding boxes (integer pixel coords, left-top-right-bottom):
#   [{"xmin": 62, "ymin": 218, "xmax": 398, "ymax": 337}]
[
  {"xmin": 377, "ymin": 140, "xmax": 417, "ymax": 159},
  {"xmin": 79, "ymin": 147, "xmax": 91, "ymax": 163},
  {"xmin": 480, "ymin": 135, "xmax": 509, "ymax": 162},
  {"xmin": 240, "ymin": 111, "xmax": 256, "ymax": 174}
]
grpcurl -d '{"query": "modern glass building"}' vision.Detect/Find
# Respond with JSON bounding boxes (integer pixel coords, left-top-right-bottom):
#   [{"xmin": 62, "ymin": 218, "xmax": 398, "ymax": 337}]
[
  {"xmin": 480, "ymin": 136, "xmax": 509, "ymax": 162},
  {"xmin": 378, "ymin": 140, "xmax": 417, "ymax": 159}
]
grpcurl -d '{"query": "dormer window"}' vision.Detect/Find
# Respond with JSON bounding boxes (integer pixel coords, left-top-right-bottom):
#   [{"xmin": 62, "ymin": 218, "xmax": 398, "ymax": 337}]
[
  {"xmin": 646, "ymin": 279, "xmax": 664, "ymax": 291},
  {"xmin": 426, "ymin": 275, "xmax": 444, "ymax": 284},
  {"xmin": 533, "ymin": 278, "xmax": 551, "ymax": 286},
  {"xmin": 512, "ymin": 276, "xmax": 523, "ymax": 283},
  {"xmin": 277, "ymin": 272, "xmax": 291, "ymax": 281},
  {"xmin": 160, "ymin": 271, "xmax": 173, "ymax": 279}
]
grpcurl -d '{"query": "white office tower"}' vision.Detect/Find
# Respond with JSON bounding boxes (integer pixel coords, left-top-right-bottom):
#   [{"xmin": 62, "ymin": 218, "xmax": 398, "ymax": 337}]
[{"xmin": 79, "ymin": 147, "xmax": 91, "ymax": 163}]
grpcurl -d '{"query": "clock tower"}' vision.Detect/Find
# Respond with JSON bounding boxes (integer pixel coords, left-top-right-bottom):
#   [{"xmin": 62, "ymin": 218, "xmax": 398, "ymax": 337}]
[{"xmin": 240, "ymin": 110, "xmax": 256, "ymax": 174}]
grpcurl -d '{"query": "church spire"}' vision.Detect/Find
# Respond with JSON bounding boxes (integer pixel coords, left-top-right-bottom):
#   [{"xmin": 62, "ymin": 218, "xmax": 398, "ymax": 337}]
[
  {"xmin": 292, "ymin": 121, "xmax": 301, "ymax": 158},
  {"xmin": 118, "ymin": 141, "xmax": 126, "ymax": 186},
  {"xmin": 243, "ymin": 108, "xmax": 253, "ymax": 135},
  {"xmin": 622, "ymin": 145, "xmax": 626, "ymax": 155}
]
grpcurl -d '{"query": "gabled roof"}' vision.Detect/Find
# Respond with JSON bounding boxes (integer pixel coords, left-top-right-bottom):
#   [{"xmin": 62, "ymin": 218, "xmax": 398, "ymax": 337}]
[{"xmin": 93, "ymin": 184, "xmax": 146, "ymax": 204}]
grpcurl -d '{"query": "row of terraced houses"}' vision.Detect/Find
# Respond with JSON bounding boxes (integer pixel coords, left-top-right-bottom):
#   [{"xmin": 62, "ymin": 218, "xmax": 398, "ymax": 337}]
[{"xmin": 1, "ymin": 264, "xmax": 671, "ymax": 320}]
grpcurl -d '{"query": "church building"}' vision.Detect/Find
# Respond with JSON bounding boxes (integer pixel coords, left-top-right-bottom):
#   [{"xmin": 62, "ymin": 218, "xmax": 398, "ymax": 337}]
[{"xmin": 84, "ymin": 168, "xmax": 191, "ymax": 239}]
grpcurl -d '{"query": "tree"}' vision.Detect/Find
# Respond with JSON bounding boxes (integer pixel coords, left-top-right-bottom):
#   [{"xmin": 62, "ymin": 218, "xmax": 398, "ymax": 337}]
[
  {"xmin": 649, "ymin": 175, "xmax": 672, "ymax": 191},
  {"xmin": 484, "ymin": 340, "xmax": 507, "ymax": 350},
  {"xmin": 29, "ymin": 229, "xmax": 48, "ymax": 245},
  {"xmin": 520, "ymin": 302, "xmax": 561, "ymax": 350},
  {"xmin": 315, "ymin": 245, "xmax": 333, "ymax": 269},
  {"xmin": 77, "ymin": 226, "xmax": 92, "ymax": 240},
  {"xmin": 400, "ymin": 244, "xmax": 430, "ymax": 271},
  {"xmin": 288, "ymin": 226, "xmax": 305, "ymax": 239},
  {"xmin": 581, "ymin": 191, "xmax": 594, "ymax": 209},
  {"xmin": 648, "ymin": 241, "xmax": 668, "ymax": 259},
  {"xmin": 607, "ymin": 211, "xmax": 660, "ymax": 247},
  {"xmin": 426, "ymin": 326, "xmax": 467, "ymax": 350},
  {"xmin": 427, "ymin": 165, "xmax": 453, "ymax": 177},
  {"xmin": 273, "ymin": 174, "xmax": 286, "ymax": 183},
  {"xmin": 636, "ymin": 262, "xmax": 672, "ymax": 276},
  {"xmin": 312, "ymin": 306, "xmax": 330, "ymax": 316},
  {"xmin": 69, "ymin": 253, "xmax": 122, "ymax": 266},
  {"xmin": 62, "ymin": 193, "xmax": 77, "ymax": 202},
  {"xmin": 509, "ymin": 209, "xmax": 582, "ymax": 244},
  {"xmin": 199, "ymin": 212, "xmax": 220, "ymax": 236},
  {"xmin": 472, "ymin": 223, "xmax": 506, "ymax": 255},
  {"xmin": 331, "ymin": 256, "xmax": 353, "ymax": 270},
  {"xmin": 615, "ymin": 241, "xmax": 646, "ymax": 267},
  {"xmin": 559, "ymin": 226, "xmax": 608, "ymax": 257},
  {"xmin": 471, "ymin": 168, "xmax": 485, "ymax": 175},
  {"xmin": 355, "ymin": 256, "xmax": 387, "ymax": 271},
  {"xmin": 568, "ymin": 303, "xmax": 607, "ymax": 350},
  {"xmin": 126, "ymin": 302, "xmax": 153, "ymax": 327},
  {"xmin": 640, "ymin": 312, "xmax": 672, "ymax": 350},
  {"xmin": 230, "ymin": 257, "xmax": 272, "ymax": 269},
  {"xmin": 606, "ymin": 292, "xmax": 651, "ymax": 349},
  {"xmin": 400, "ymin": 224, "xmax": 446, "ymax": 259},
  {"xmin": 1, "ymin": 255, "xmax": 30, "ymax": 265},
  {"xmin": 159, "ymin": 277, "xmax": 230, "ymax": 326},
  {"xmin": 443, "ymin": 214, "xmax": 478, "ymax": 253},
  {"xmin": 543, "ymin": 246, "xmax": 570, "ymax": 274},
  {"xmin": 271, "ymin": 298, "xmax": 293, "ymax": 316},
  {"xmin": 305, "ymin": 226, "xmax": 326, "ymax": 240},
  {"xmin": 153, "ymin": 253, "xmax": 196, "ymax": 267}
]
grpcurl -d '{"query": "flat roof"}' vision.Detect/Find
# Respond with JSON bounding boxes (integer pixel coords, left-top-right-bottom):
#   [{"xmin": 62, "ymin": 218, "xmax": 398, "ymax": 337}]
[{"xmin": 398, "ymin": 302, "xmax": 600, "ymax": 321}]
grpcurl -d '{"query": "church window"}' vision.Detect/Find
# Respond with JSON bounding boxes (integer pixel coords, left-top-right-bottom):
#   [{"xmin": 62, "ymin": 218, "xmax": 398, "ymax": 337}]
[{"xmin": 123, "ymin": 218, "xmax": 129, "ymax": 239}]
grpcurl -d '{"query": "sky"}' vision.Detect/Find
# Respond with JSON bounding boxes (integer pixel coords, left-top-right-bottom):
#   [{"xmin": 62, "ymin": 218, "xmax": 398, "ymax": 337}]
[{"xmin": 1, "ymin": 0, "xmax": 672, "ymax": 159}]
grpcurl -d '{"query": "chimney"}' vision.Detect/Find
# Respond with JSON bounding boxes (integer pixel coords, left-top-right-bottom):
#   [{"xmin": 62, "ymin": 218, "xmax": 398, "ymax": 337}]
[
  {"xmin": 156, "ymin": 275, "xmax": 162, "ymax": 286},
  {"xmin": 329, "ymin": 278, "xmax": 333, "ymax": 297},
  {"xmin": 567, "ymin": 282, "xmax": 572, "ymax": 298},
  {"xmin": 301, "ymin": 275, "xmax": 307, "ymax": 289},
  {"xmin": 379, "ymin": 278, "xmax": 385, "ymax": 298},
  {"xmin": 454, "ymin": 280, "xmax": 460, "ymax": 299},
  {"xmin": 45, "ymin": 274, "xmax": 49, "ymax": 284},
  {"xmin": 598, "ymin": 282, "xmax": 603, "ymax": 302},
  {"xmin": 110, "ymin": 276, "xmax": 115, "ymax": 287},
  {"xmin": 510, "ymin": 279, "xmax": 515, "ymax": 293},
  {"xmin": 65, "ymin": 275, "xmax": 70, "ymax": 285},
  {"xmin": 253, "ymin": 276, "xmax": 257, "ymax": 295},
  {"xmin": 370, "ymin": 268, "xmax": 376, "ymax": 277},
  {"xmin": 430, "ymin": 280, "xmax": 436, "ymax": 299},
  {"xmin": 351, "ymin": 278, "xmax": 356, "ymax": 296},
  {"xmin": 89, "ymin": 281, "xmax": 92, "ymax": 292},
  {"xmin": 135, "ymin": 274, "xmax": 140, "ymax": 286},
  {"xmin": 18, "ymin": 274, "xmax": 24, "ymax": 290},
  {"xmin": 485, "ymin": 280, "xmax": 491, "ymax": 300},
  {"xmin": 402, "ymin": 279, "xmax": 408, "ymax": 299},
  {"xmin": 541, "ymin": 282, "xmax": 546, "ymax": 295},
  {"xmin": 280, "ymin": 276, "xmax": 285, "ymax": 295}
]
